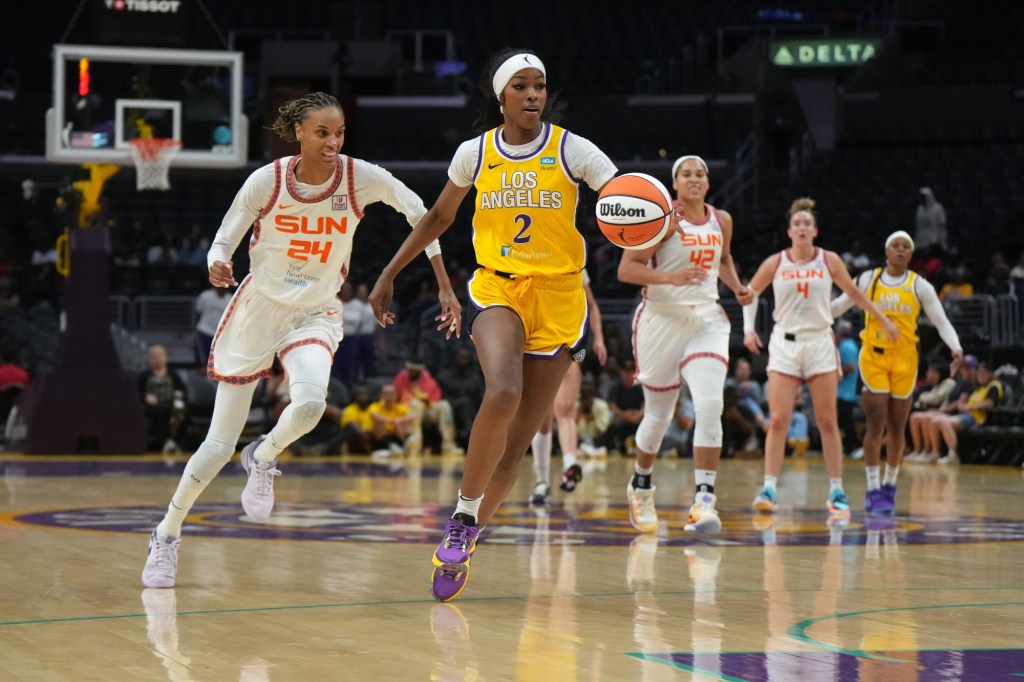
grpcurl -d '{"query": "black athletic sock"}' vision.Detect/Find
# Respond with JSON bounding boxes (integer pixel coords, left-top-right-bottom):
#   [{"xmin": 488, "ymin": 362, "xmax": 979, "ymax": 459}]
[
  {"xmin": 632, "ymin": 472, "xmax": 653, "ymax": 489},
  {"xmin": 451, "ymin": 511, "xmax": 478, "ymax": 526}
]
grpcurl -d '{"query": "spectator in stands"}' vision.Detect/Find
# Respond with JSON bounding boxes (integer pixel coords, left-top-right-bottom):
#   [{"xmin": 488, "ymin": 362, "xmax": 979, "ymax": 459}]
[
  {"xmin": 436, "ymin": 347, "xmax": 485, "ymax": 450},
  {"xmin": 938, "ymin": 266, "xmax": 974, "ymax": 302},
  {"xmin": 840, "ymin": 240, "xmax": 872, "ymax": 276},
  {"xmin": 914, "ymin": 364, "xmax": 957, "ymax": 409},
  {"xmin": 335, "ymin": 282, "xmax": 365, "ymax": 388},
  {"xmin": 178, "ymin": 225, "xmax": 210, "ymax": 267},
  {"xmin": 317, "ymin": 383, "xmax": 375, "ymax": 455},
  {"xmin": 0, "ymin": 275, "xmax": 19, "ymax": 310},
  {"xmin": 137, "ymin": 345, "xmax": 186, "ymax": 454},
  {"xmin": 0, "ymin": 346, "xmax": 29, "ymax": 389},
  {"xmin": 596, "ymin": 357, "xmax": 645, "ymax": 456},
  {"xmin": 576, "ymin": 373, "xmax": 612, "ymax": 456},
  {"xmin": 393, "ymin": 357, "xmax": 460, "ymax": 455},
  {"xmin": 1009, "ymin": 250, "xmax": 1024, "ymax": 294},
  {"xmin": 907, "ymin": 355, "xmax": 977, "ymax": 462},
  {"xmin": 146, "ymin": 228, "xmax": 179, "ymax": 266},
  {"xmin": 353, "ymin": 284, "xmax": 378, "ymax": 382},
  {"xmin": 368, "ymin": 383, "xmax": 415, "ymax": 456},
  {"xmin": 984, "ymin": 251, "xmax": 1013, "ymax": 296},
  {"xmin": 834, "ymin": 319, "xmax": 862, "ymax": 458},
  {"xmin": 721, "ymin": 385, "xmax": 761, "ymax": 458},
  {"xmin": 786, "ymin": 390, "xmax": 811, "ymax": 457},
  {"xmin": 141, "ymin": 91, "xmax": 458, "ymax": 590},
  {"xmin": 194, "ymin": 285, "xmax": 230, "ymax": 367},
  {"xmin": 726, "ymin": 358, "xmax": 768, "ymax": 432},
  {"xmin": 925, "ymin": 362, "xmax": 1003, "ymax": 465},
  {"xmin": 914, "ymin": 187, "xmax": 948, "ymax": 253}
]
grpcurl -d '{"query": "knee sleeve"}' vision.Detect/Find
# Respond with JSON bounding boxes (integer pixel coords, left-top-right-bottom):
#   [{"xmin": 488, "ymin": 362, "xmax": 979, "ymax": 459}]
[
  {"xmin": 288, "ymin": 398, "xmax": 327, "ymax": 434},
  {"xmin": 693, "ymin": 395, "xmax": 724, "ymax": 447},
  {"xmin": 635, "ymin": 388, "xmax": 679, "ymax": 454},
  {"xmin": 187, "ymin": 435, "xmax": 236, "ymax": 481}
]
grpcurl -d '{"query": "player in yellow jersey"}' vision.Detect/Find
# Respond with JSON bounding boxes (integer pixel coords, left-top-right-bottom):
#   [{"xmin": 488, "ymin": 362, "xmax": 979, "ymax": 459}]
[
  {"xmin": 831, "ymin": 230, "xmax": 963, "ymax": 513},
  {"xmin": 369, "ymin": 48, "xmax": 618, "ymax": 602}
]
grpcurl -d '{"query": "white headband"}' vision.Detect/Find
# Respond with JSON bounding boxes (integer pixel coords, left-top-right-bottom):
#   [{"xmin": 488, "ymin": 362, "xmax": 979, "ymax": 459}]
[
  {"xmin": 492, "ymin": 53, "xmax": 546, "ymax": 99},
  {"xmin": 885, "ymin": 230, "xmax": 915, "ymax": 250},
  {"xmin": 672, "ymin": 155, "xmax": 709, "ymax": 178}
]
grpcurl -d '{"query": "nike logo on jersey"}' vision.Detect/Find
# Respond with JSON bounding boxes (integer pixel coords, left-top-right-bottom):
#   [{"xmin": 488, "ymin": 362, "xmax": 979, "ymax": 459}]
[
  {"xmin": 279, "ymin": 203, "xmax": 295, "ymax": 210},
  {"xmin": 488, "ymin": 162, "xmax": 504, "ymax": 169}
]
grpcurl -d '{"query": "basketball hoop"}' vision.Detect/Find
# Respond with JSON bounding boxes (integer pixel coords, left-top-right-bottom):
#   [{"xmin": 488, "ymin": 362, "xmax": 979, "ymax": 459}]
[{"xmin": 129, "ymin": 138, "xmax": 180, "ymax": 191}]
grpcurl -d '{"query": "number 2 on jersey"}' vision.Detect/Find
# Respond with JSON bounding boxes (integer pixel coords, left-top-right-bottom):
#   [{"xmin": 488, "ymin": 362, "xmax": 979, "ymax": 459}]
[
  {"xmin": 689, "ymin": 249, "xmax": 714, "ymax": 270},
  {"xmin": 512, "ymin": 214, "xmax": 532, "ymax": 244}
]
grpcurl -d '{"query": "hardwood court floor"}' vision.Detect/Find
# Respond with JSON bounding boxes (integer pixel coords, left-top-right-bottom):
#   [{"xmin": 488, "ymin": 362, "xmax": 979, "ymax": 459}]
[{"xmin": 1, "ymin": 452, "xmax": 1022, "ymax": 681}]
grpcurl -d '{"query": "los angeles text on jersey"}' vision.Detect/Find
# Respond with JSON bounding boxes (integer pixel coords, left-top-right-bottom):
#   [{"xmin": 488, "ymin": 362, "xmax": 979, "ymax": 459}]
[
  {"xmin": 479, "ymin": 171, "xmax": 563, "ymax": 210},
  {"xmin": 875, "ymin": 290, "xmax": 915, "ymax": 315}
]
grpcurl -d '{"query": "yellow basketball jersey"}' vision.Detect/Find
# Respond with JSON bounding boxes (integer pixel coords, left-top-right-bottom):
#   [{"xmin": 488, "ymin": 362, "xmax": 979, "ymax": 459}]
[
  {"xmin": 473, "ymin": 124, "xmax": 583, "ymax": 277},
  {"xmin": 862, "ymin": 268, "xmax": 921, "ymax": 348}
]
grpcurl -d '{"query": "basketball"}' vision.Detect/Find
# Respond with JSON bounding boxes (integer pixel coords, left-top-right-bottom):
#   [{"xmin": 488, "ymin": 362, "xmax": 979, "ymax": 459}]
[{"xmin": 595, "ymin": 173, "xmax": 673, "ymax": 250}]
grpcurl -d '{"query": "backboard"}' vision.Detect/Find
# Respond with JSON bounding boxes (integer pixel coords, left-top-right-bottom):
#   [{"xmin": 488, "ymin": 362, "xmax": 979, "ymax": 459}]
[{"xmin": 47, "ymin": 44, "xmax": 247, "ymax": 169}]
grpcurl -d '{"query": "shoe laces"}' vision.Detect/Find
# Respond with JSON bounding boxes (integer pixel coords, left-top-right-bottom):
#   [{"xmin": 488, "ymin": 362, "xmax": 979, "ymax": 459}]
[
  {"xmin": 150, "ymin": 536, "xmax": 179, "ymax": 573},
  {"xmin": 252, "ymin": 462, "xmax": 281, "ymax": 495},
  {"xmin": 830, "ymin": 490, "xmax": 850, "ymax": 509},
  {"xmin": 634, "ymin": 488, "xmax": 656, "ymax": 517},
  {"xmin": 444, "ymin": 521, "xmax": 471, "ymax": 551},
  {"xmin": 759, "ymin": 486, "xmax": 777, "ymax": 503}
]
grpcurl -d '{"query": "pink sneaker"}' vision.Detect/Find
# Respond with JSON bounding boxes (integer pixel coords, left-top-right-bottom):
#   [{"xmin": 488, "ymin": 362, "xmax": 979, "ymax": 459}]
[{"xmin": 240, "ymin": 436, "xmax": 281, "ymax": 521}]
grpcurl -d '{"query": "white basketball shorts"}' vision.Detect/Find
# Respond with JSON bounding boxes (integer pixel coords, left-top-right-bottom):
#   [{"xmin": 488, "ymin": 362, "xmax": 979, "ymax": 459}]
[
  {"xmin": 633, "ymin": 300, "xmax": 730, "ymax": 390},
  {"xmin": 207, "ymin": 275, "xmax": 343, "ymax": 384},
  {"xmin": 766, "ymin": 328, "xmax": 839, "ymax": 380}
]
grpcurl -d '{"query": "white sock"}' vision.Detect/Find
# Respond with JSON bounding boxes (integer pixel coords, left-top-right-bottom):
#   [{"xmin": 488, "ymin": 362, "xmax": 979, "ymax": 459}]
[
  {"xmin": 829, "ymin": 477, "xmax": 844, "ymax": 493},
  {"xmin": 763, "ymin": 475, "xmax": 778, "ymax": 491},
  {"xmin": 695, "ymin": 469, "xmax": 717, "ymax": 490},
  {"xmin": 865, "ymin": 466, "xmax": 881, "ymax": 491},
  {"xmin": 254, "ymin": 433, "xmax": 285, "ymax": 464},
  {"xmin": 454, "ymin": 490, "xmax": 483, "ymax": 521},
  {"xmin": 635, "ymin": 462, "xmax": 654, "ymax": 476},
  {"xmin": 156, "ymin": 501, "xmax": 187, "ymax": 539},
  {"xmin": 562, "ymin": 451, "xmax": 578, "ymax": 470},
  {"xmin": 531, "ymin": 431, "xmax": 552, "ymax": 484},
  {"xmin": 883, "ymin": 464, "xmax": 899, "ymax": 486}
]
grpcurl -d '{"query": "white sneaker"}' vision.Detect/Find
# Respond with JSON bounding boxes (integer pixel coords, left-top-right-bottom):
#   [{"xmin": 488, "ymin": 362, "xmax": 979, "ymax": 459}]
[
  {"xmin": 626, "ymin": 481, "xmax": 658, "ymax": 533},
  {"xmin": 904, "ymin": 451, "xmax": 922, "ymax": 462},
  {"xmin": 530, "ymin": 481, "xmax": 550, "ymax": 505},
  {"xmin": 937, "ymin": 451, "xmax": 960, "ymax": 465},
  {"xmin": 919, "ymin": 451, "xmax": 940, "ymax": 463},
  {"xmin": 849, "ymin": 447, "xmax": 864, "ymax": 460},
  {"xmin": 684, "ymin": 492, "xmax": 721, "ymax": 534},
  {"xmin": 142, "ymin": 530, "xmax": 180, "ymax": 588},
  {"xmin": 240, "ymin": 436, "xmax": 281, "ymax": 521}
]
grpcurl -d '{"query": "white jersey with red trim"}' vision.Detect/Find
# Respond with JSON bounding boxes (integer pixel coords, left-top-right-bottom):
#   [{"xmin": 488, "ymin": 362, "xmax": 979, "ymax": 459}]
[
  {"xmin": 208, "ymin": 154, "xmax": 434, "ymax": 307},
  {"xmin": 644, "ymin": 204, "xmax": 724, "ymax": 306},
  {"xmin": 770, "ymin": 247, "xmax": 834, "ymax": 334}
]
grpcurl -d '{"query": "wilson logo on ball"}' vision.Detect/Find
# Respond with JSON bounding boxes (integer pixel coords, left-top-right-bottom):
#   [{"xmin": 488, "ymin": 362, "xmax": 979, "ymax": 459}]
[{"xmin": 595, "ymin": 173, "xmax": 673, "ymax": 250}]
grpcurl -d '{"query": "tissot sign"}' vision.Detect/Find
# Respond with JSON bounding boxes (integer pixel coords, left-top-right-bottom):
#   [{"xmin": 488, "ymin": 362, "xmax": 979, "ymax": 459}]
[{"xmin": 770, "ymin": 37, "xmax": 882, "ymax": 68}]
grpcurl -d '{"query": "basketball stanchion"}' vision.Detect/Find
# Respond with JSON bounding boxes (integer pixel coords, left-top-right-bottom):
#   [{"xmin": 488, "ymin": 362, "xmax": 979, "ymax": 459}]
[{"xmin": 129, "ymin": 138, "xmax": 181, "ymax": 191}]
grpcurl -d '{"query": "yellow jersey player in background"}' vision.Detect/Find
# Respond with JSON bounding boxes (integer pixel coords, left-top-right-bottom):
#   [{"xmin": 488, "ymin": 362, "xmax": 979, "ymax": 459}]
[
  {"xmin": 831, "ymin": 230, "xmax": 963, "ymax": 514},
  {"xmin": 369, "ymin": 48, "xmax": 618, "ymax": 602}
]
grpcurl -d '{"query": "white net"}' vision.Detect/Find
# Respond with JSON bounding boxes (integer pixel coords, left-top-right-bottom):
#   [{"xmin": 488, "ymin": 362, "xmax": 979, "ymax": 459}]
[{"xmin": 129, "ymin": 139, "xmax": 181, "ymax": 191}]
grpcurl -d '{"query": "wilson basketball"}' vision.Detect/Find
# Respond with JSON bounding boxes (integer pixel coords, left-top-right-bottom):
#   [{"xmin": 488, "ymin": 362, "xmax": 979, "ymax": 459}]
[{"xmin": 595, "ymin": 173, "xmax": 673, "ymax": 250}]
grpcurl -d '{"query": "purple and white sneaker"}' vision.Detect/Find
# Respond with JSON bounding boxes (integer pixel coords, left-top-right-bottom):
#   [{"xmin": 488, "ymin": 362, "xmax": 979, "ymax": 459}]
[{"xmin": 240, "ymin": 436, "xmax": 281, "ymax": 521}]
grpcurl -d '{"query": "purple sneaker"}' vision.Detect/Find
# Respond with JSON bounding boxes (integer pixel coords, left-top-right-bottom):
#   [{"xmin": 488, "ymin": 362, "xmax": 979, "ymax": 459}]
[
  {"xmin": 880, "ymin": 483, "xmax": 897, "ymax": 512},
  {"xmin": 431, "ymin": 516, "xmax": 480, "ymax": 602},
  {"xmin": 865, "ymin": 486, "xmax": 894, "ymax": 515},
  {"xmin": 240, "ymin": 436, "xmax": 281, "ymax": 521}
]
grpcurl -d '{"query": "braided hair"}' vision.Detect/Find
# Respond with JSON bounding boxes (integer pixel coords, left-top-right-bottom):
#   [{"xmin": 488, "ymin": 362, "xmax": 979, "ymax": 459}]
[
  {"xmin": 269, "ymin": 92, "xmax": 343, "ymax": 141},
  {"xmin": 473, "ymin": 48, "xmax": 563, "ymax": 133}
]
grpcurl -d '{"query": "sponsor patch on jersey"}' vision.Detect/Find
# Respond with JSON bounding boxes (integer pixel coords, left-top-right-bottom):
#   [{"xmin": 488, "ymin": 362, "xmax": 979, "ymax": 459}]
[
  {"xmin": 332, "ymin": 195, "xmax": 348, "ymax": 210},
  {"xmin": 540, "ymin": 156, "xmax": 556, "ymax": 167},
  {"xmin": 501, "ymin": 244, "xmax": 511, "ymax": 257},
  {"xmin": 572, "ymin": 348, "xmax": 587, "ymax": 364}
]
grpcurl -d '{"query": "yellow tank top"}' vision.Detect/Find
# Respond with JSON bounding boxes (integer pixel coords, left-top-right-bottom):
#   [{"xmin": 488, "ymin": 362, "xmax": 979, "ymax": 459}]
[
  {"xmin": 968, "ymin": 380, "xmax": 1002, "ymax": 424},
  {"xmin": 473, "ymin": 123, "xmax": 583, "ymax": 277},
  {"xmin": 861, "ymin": 268, "xmax": 921, "ymax": 348}
]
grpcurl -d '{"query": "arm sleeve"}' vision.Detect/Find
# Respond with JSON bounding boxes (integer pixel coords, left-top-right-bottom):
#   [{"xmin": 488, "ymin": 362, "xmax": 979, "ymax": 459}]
[
  {"xmin": 831, "ymin": 270, "xmax": 869, "ymax": 318},
  {"xmin": 917, "ymin": 277, "xmax": 962, "ymax": 352},
  {"xmin": 742, "ymin": 296, "xmax": 759, "ymax": 334},
  {"xmin": 353, "ymin": 159, "xmax": 441, "ymax": 259},
  {"xmin": 207, "ymin": 165, "xmax": 276, "ymax": 267}
]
